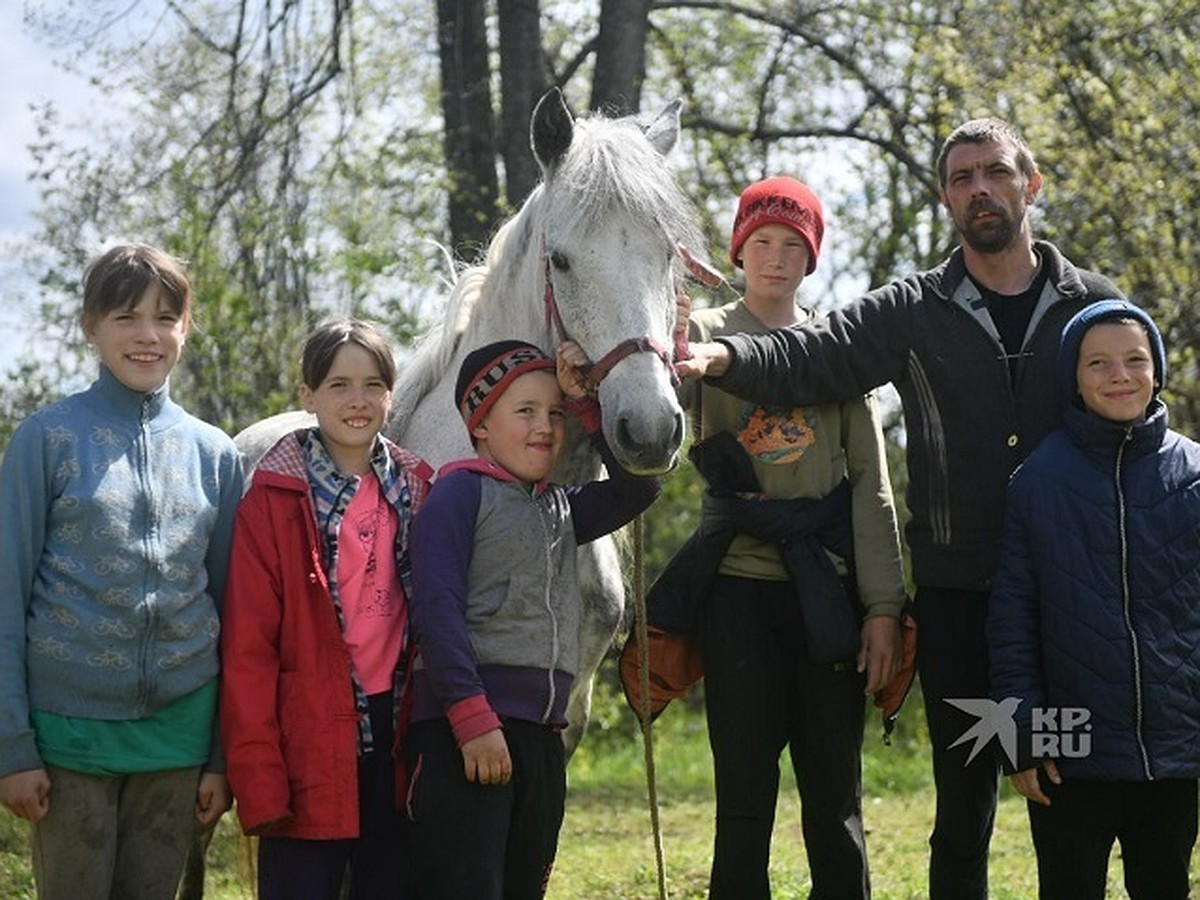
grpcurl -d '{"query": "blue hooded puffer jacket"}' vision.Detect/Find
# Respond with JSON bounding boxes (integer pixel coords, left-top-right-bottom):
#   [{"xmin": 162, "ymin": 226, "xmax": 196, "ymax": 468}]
[{"xmin": 988, "ymin": 299, "xmax": 1200, "ymax": 779}]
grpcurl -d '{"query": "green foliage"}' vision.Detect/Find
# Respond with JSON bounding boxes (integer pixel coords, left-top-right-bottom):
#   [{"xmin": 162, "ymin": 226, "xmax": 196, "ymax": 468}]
[
  {"xmin": 13, "ymin": 0, "xmax": 1200, "ymax": 442},
  {"xmin": 19, "ymin": 2, "xmax": 449, "ymax": 435},
  {"xmin": 0, "ymin": 362, "xmax": 64, "ymax": 454}
]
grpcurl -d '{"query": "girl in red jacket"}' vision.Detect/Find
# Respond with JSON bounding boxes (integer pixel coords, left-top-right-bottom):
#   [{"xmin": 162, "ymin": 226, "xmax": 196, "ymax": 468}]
[{"xmin": 220, "ymin": 319, "xmax": 433, "ymax": 900}]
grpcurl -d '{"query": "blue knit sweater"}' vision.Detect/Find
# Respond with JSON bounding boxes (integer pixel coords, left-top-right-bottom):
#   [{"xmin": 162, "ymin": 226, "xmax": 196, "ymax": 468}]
[{"xmin": 0, "ymin": 366, "xmax": 243, "ymax": 777}]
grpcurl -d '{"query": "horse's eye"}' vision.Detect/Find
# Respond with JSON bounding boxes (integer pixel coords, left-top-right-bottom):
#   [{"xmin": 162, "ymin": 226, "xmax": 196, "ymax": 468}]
[{"xmin": 550, "ymin": 251, "xmax": 570, "ymax": 272}]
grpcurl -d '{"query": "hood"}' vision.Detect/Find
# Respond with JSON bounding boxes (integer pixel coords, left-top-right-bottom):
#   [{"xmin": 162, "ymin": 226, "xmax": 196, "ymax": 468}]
[{"xmin": 1058, "ymin": 299, "xmax": 1166, "ymax": 407}]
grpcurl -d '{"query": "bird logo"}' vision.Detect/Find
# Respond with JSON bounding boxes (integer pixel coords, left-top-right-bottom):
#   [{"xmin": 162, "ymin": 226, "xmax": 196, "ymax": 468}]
[{"xmin": 944, "ymin": 697, "xmax": 1021, "ymax": 767}]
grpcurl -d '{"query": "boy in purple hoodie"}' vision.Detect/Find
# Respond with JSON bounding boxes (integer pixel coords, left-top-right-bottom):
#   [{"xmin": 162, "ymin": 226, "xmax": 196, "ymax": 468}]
[{"xmin": 403, "ymin": 339, "xmax": 659, "ymax": 899}]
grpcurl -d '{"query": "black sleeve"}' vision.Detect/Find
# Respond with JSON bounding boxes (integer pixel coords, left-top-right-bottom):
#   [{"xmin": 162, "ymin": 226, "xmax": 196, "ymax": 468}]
[{"xmin": 709, "ymin": 281, "xmax": 917, "ymax": 408}]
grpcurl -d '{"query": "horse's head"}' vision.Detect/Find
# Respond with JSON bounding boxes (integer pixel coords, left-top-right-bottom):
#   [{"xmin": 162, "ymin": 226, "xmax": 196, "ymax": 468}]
[{"xmin": 530, "ymin": 88, "xmax": 702, "ymax": 475}]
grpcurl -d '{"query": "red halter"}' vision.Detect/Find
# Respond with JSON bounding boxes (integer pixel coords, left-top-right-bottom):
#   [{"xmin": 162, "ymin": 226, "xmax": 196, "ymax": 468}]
[{"xmin": 542, "ymin": 247, "xmax": 710, "ymax": 391}]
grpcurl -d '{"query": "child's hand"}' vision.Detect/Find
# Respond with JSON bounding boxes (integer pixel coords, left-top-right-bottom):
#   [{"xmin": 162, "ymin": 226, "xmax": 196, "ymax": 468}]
[
  {"xmin": 194, "ymin": 771, "xmax": 232, "ymax": 826},
  {"xmin": 1010, "ymin": 759, "xmax": 1060, "ymax": 806},
  {"xmin": 857, "ymin": 615, "xmax": 902, "ymax": 695},
  {"xmin": 556, "ymin": 341, "xmax": 593, "ymax": 401},
  {"xmin": 0, "ymin": 768, "xmax": 51, "ymax": 822},
  {"xmin": 673, "ymin": 287, "xmax": 692, "ymax": 357},
  {"xmin": 461, "ymin": 728, "xmax": 512, "ymax": 786}
]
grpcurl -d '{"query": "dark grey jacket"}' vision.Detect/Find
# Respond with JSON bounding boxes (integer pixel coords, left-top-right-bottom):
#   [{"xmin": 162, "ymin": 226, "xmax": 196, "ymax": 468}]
[{"xmin": 711, "ymin": 241, "xmax": 1121, "ymax": 591}]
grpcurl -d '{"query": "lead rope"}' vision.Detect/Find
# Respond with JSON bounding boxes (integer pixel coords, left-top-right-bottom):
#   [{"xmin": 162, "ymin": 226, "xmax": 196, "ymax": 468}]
[
  {"xmin": 628, "ymin": 247, "xmax": 722, "ymax": 900},
  {"xmin": 632, "ymin": 513, "xmax": 669, "ymax": 899}
]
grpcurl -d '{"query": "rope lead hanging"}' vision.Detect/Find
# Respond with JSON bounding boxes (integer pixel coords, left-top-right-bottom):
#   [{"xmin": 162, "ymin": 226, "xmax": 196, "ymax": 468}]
[{"xmin": 632, "ymin": 513, "xmax": 669, "ymax": 899}]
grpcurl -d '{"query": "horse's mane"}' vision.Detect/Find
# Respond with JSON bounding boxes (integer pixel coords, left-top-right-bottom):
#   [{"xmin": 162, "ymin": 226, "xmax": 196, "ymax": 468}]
[
  {"xmin": 387, "ymin": 203, "xmax": 540, "ymax": 430},
  {"xmin": 388, "ymin": 107, "xmax": 703, "ymax": 433},
  {"xmin": 543, "ymin": 113, "xmax": 702, "ymax": 256},
  {"xmin": 388, "ymin": 264, "xmax": 487, "ymax": 430}
]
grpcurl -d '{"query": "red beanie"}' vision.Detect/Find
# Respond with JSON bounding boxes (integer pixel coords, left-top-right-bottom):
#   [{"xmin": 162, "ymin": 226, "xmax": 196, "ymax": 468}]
[{"xmin": 729, "ymin": 176, "xmax": 824, "ymax": 274}]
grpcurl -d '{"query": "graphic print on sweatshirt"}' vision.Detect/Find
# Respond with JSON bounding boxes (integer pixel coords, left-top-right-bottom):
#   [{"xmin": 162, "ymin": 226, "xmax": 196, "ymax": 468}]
[
  {"xmin": 737, "ymin": 403, "xmax": 816, "ymax": 465},
  {"xmin": 341, "ymin": 476, "xmax": 398, "ymax": 620}
]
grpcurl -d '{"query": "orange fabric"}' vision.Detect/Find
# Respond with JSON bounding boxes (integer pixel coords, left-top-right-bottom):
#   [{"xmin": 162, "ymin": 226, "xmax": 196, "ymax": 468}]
[
  {"xmin": 873, "ymin": 610, "xmax": 918, "ymax": 733},
  {"xmin": 619, "ymin": 626, "xmax": 704, "ymax": 722},
  {"xmin": 623, "ymin": 611, "xmax": 915, "ymax": 732}
]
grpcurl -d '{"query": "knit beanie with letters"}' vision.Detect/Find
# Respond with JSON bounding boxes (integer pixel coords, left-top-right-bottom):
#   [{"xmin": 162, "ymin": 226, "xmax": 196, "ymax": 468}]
[
  {"xmin": 728, "ymin": 176, "xmax": 824, "ymax": 274},
  {"xmin": 455, "ymin": 340, "xmax": 556, "ymax": 433}
]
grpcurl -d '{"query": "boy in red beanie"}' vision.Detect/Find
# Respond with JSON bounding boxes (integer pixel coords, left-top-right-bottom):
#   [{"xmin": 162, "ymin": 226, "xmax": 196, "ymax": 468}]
[
  {"xmin": 727, "ymin": 174, "xmax": 824, "ymax": 275},
  {"xmin": 672, "ymin": 176, "xmax": 905, "ymax": 897},
  {"xmin": 402, "ymin": 340, "xmax": 660, "ymax": 899}
]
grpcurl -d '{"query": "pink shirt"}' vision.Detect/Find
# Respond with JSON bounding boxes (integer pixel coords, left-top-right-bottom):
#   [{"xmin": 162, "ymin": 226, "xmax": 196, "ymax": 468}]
[{"xmin": 337, "ymin": 471, "xmax": 405, "ymax": 694}]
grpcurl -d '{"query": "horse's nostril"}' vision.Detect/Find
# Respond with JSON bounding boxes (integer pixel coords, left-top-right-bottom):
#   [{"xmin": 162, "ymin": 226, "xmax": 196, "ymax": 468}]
[
  {"xmin": 616, "ymin": 416, "xmax": 635, "ymax": 450},
  {"xmin": 616, "ymin": 411, "xmax": 683, "ymax": 460}
]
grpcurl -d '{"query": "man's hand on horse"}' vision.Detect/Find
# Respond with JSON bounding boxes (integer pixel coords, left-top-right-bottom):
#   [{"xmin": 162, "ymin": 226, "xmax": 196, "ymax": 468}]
[{"xmin": 675, "ymin": 339, "xmax": 732, "ymax": 381}]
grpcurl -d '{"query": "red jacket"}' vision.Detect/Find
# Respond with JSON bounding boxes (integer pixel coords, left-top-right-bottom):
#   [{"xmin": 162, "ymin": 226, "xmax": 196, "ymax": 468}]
[{"xmin": 220, "ymin": 430, "xmax": 432, "ymax": 839}]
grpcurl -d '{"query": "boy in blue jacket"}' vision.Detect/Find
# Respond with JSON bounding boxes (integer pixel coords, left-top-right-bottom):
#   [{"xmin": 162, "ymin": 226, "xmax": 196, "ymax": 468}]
[
  {"xmin": 988, "ymin": 299, "xmax": 1200, "ymax": 898},
  {"xmin": 403, "ymin": 339, "xmax": 660, "ymax": 899}
]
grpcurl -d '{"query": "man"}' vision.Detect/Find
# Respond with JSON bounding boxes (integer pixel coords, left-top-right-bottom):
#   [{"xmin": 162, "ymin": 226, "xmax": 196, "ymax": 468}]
[{"xmin": 678, "ymin": 119, "xmax": 1123, "ymax": 898}]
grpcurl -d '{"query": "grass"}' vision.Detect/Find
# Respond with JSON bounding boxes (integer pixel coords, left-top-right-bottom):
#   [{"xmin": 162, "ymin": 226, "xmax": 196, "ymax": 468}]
[
  {"xmin": 0, "ymin": 669, "xmax": 1186, "ymax": 898},
  {"xmin": 553, "ymin": 677, "xmax": 999, "ymax": 900}
]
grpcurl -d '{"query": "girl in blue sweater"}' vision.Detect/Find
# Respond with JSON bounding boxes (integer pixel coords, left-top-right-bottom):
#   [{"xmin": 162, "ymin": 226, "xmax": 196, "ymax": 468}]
[
  {"xmin": 0, "ymin": 244, "xmax": 243, "ymax": 900},
  {"xmin": 989, "ymin": 299, "xmax": 1200, "ymax": 898}
]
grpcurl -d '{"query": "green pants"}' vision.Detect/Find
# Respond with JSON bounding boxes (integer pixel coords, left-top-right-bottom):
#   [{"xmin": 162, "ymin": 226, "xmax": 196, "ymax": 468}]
[{"xmin": 32, "ymin": 764, "xmax": 201, "ymax": 900}]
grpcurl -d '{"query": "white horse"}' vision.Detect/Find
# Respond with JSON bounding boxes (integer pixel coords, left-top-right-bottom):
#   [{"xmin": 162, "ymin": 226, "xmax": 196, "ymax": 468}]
[{"xmin": 236, "ymin": 87, "xmax": 704, "ymax": 753}]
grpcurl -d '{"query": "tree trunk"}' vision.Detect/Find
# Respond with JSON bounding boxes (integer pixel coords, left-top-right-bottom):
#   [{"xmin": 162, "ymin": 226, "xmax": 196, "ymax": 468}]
[
  {"xmin": 497, "ymin": 0, "xmax": 549, "ymax": 208},
  {"xmin": 589, "ymin": 0, "xmax": 652, "ymax": 114},
  {"xmin": 437, "ymin": 0, "xmax": 500, "ymax": 257}
]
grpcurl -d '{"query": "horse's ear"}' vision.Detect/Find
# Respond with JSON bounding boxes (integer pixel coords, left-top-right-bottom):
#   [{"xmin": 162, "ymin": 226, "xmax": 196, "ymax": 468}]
[
  {"xmin": 643, "ymin": 99, "xmax": 682, "ymax": 157},
  {"xmin": 531, "ymin": 87, "xmax": 574, "ymax": 173}
]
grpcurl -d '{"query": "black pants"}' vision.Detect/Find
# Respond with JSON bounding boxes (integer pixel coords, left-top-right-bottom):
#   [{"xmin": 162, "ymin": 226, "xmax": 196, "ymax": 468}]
[
  {"xmin": 1029, "ymin": 775, "xmax": 1197, "ymax": 899},
  {"xmin": 702, "ymin": 575, "xmax": 868, "ymax": 900},
  {"xmin": 403, "ymin": 716, "xmax": 566, "ymax": 899},
  {"xmin": 257, "ymin": 692, "xmax": 405, "ymax": 900},
  {"xmin": 914, "ymin": 586, "xmax": 999, "ymax": 900}
]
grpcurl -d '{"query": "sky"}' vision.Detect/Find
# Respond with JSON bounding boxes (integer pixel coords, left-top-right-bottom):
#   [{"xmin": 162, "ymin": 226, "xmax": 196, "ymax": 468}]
[
  {"xmin": 0, "ymin": 6, "xmax": 58, "ymax": 238},
  {"xmin": 0, "ymin": 3, "xmax": 101, "ymax": 371}
]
